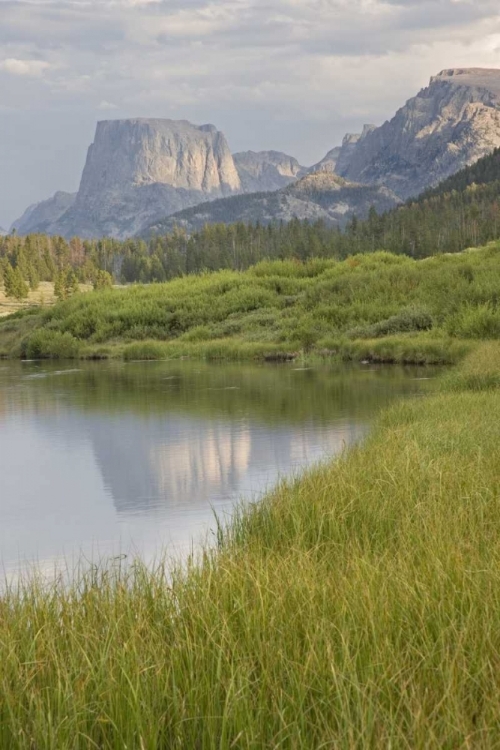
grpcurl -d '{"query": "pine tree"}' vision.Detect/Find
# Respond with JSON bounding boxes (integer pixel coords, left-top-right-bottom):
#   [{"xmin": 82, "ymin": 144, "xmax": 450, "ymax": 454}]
[{"xmin": 4, "ymin": 263, "xmax": 29, "ymax": 300}]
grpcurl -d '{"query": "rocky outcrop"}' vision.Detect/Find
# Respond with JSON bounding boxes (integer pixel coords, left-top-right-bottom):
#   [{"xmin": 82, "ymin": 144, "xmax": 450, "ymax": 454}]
[
  {"xmin": 146, "ymin": 171, "xmax": 401, "ymax": 236},
  {"xmin": 337, "ymin": 69, "xmax": 500, "ymax": 199},
  {"xmin": 233, "ymin": 150, "xmax": 306, "ymax": 192},
  {"xmin": 310, "ymin": 126, "xmax": 375, "ymax": 177},
  {"xmin": 14, "ymin": 119, "xmax": 242, "ymax": 239},
  {"xmin": 11, "ymin": 191, "xmax": 76, "ymax": 235},
  {"xmin": 309, "ymin": 146, "xmax": 342, "ymax": 174}
]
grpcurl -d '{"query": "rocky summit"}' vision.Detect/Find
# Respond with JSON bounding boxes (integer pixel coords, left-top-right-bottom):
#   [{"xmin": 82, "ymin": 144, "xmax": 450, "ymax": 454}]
[{"xmin": 336, "ymin": 69, "xmax": 500, "ymax": 199}]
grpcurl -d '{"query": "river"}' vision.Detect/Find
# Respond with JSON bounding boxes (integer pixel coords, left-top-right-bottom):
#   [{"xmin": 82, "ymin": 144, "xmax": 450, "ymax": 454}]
[{"xmin": 0, "ymin": 360, "xmax": 436, "ymax": 577}]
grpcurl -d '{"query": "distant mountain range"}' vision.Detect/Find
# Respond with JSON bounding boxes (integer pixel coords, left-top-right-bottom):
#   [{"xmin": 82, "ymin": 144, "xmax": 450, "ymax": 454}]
[
  {"xmin": 11, "ymin": 68, "xmax": 500, "ymax": 239},
  {"xmin": 146, "ymin": 173, "xmax": 400, "ymax": 235}
]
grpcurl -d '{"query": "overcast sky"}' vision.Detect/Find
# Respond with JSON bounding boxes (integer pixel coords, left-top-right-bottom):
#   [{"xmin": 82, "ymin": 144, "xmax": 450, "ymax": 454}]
[{"xmin": 0, "ymin": 0, "xmax": 500, "ymax": 228}]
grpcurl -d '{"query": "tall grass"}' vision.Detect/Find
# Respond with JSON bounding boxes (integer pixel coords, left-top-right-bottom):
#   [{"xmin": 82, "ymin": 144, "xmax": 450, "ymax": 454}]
[
  {"xmin": 2, "ymin": 344, "xmax": 500, "ymax": 747},
  {"xmin": 1, "ymin": 244, "xmax": 500, "ymax": 361}
]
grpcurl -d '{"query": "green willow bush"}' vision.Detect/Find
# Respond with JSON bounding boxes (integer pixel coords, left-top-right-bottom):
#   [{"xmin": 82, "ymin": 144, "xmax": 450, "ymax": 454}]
[{"xmin": 1, "ymin": 244, "xmax": 499, "ymax": 361}]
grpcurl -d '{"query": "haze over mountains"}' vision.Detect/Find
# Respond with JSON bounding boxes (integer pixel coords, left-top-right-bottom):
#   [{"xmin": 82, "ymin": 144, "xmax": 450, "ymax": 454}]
[{"xmin": 11, "ymin": 68, "xmax": 500, "ymax": 240}]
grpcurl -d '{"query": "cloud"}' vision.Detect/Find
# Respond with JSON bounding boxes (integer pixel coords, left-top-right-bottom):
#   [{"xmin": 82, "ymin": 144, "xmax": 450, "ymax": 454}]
[
  {"xmin": 0, "ymin": 57, "xmax": 51, "ymax": 77},
  {"xmin": 98, "ymin": 100, "xmax": 118, "ymax": 110},
  {"xmin": 0, "ymin": 0, "xmax": 499, "ymax": 227}
]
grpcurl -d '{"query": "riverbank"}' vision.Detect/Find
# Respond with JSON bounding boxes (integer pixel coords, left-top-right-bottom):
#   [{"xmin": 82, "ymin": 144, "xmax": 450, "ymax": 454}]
[
  {"xmin": 0, "ymin": 245, "xmax": 498, "ymax": 364},
  {"xmin": 1, "ymin": 343, "xmax": 500, "ymax": 747}
]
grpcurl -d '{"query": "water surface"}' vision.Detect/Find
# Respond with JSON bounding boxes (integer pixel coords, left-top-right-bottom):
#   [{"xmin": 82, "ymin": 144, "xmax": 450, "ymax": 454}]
[{"xmin": 0, "ymin": 360, "xmax": 436, "ymax": 575}]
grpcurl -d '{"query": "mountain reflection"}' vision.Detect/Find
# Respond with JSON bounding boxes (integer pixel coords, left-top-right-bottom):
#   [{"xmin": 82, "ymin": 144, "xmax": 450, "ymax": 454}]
[
  {"xmin": 0, "ymin": 361, "xmax": 436, "ymax": 571},
  {"xmin": 80, "ymin": 413, "xmax": 364, "ymax": 516}
]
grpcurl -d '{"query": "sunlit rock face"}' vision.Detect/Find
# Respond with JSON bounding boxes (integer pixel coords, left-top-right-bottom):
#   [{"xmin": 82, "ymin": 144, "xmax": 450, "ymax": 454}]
[
  {"xmin": 78, "ymin": 119, "xmax": 241, "ymax": 196},
  {"xmin": 336, "ymin": 69, "xmax": 500, "ymax": 199}
]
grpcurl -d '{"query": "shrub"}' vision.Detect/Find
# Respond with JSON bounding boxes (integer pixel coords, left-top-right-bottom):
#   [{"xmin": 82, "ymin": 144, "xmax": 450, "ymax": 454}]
[
  {"xmin": 347, "ymin": 306, "xmax": 434, "ymax": 339},
  {"xmin": 123, "ymin": 341, "xmax": 168, "ymax": 360},
  {"xmin": 446, "ymin": 303, "xmax": 500, "ymax": 339},
  {"xmin": 23, "ymin": 330, "xmax": 80, "ymax": 359}
]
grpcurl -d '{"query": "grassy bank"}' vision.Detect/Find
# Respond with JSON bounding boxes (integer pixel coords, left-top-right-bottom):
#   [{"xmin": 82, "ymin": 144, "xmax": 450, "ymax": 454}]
[
  {"xmin": 1, "ymin": 245, "xmax": 499, "ymax": 363},
  {"xmin": 1, "ymin": 344, "xmax": 500, "ymax": 748}
]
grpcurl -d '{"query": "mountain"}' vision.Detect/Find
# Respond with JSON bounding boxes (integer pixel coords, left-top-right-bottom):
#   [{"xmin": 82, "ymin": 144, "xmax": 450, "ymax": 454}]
[
  {"xmin": 12, "ymin": 68, "xmax": 500, "ymax": 239},
  {"xmin": 309, "ymin": 147, "xmax": 341, "ymax": 174},
  {"xmin": 145, "ymin": 171, "xmax": 401, "ymax": 235},
  {"xmin": 13, "ymin": 119, "xmax": 242, "ymax": 239},
  {"xmin": 11, "ymin": 191, "xmax": 76, "ymax": 235},
  {"xmin": 336, "ymin": 69, "xmax": 500, "ymax": 199},
  {"xmin": 419, "ymin": 146, "xmax": 500, "ymax": 199},
  {"xmin": 233, "ymin": 150, "xmax": 306, "ymax": 191}
]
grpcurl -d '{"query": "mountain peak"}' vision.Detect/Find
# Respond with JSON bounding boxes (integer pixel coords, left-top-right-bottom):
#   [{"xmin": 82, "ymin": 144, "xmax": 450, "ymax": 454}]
[
  {"xmin": 431, "ymin": 68, "xmax": 500, "ymax": 95},
  {"xmin": 337, "ymin": 68, "xmax": 500, "ymax": 199}
]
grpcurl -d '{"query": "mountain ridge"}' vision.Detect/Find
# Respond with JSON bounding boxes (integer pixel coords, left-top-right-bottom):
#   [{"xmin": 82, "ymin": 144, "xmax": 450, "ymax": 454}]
[
  {"xmin": 337, "ymin": 68, "xmax": 500, "ymax": 199},
  {"xmin": 10, "ymin": 67, "xmax": 500, "ymax": 238},
  {"xmin": 145, "ymin": 171, "xmax": 401, "ymax": 236}
]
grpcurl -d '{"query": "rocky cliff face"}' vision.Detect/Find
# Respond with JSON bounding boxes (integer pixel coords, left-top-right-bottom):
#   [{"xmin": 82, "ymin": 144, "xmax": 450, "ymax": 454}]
[
  {"xmin": 146, "ymin": 172, "xmax": 401, "ymax": 236},
  {"xmin": 233, "ymin": 150, "xmax": 306, "ymax": 192},
  {"xmin": 78, "ymin": 119, "xmax": 241, "ymax": 197},
  {"xmin": 15, "ymin": 119, "xmax": 242, "ymax": 239},
  {"xmin": 337, "ymin": 69, "xmax": 500, "ymax": 199}
]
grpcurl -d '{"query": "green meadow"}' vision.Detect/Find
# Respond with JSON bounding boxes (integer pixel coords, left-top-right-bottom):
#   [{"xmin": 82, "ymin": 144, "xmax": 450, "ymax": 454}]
[
  {"xmin": 1, "ymin": 244, "xmax": 500, "ymax": 363},
  {"xmin": 2, "ymin": 242, "xmax": 500, "ymax": 746},
  {"xmin": 0, "ymin": 343, "xmax": 499, "ymax": 748}
]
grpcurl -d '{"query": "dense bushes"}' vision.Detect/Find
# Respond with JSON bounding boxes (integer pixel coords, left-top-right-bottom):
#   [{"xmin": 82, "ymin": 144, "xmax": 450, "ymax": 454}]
[
  {"xmin": 22, "ymin": 329, "xmax": 80, "ymax": 359},
  {"xmin": 1, "ymin": 244, "xmax": 500, "ymax": 360},
  {"xmin": 347, "ymin": 306, "xmax": 433, "ymax": 339}
]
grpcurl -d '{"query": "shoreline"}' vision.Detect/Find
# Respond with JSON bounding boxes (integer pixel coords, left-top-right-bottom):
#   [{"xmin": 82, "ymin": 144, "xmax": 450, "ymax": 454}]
[{"xmin": 1, "ymin": 343, "xmax": 499, "ymax": 746}]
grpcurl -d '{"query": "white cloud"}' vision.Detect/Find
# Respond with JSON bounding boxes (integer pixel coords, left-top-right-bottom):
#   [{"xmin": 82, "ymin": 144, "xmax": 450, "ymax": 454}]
[{"xmin": 0, "ymin": 57, "xmax": 51, "ymax": 77}]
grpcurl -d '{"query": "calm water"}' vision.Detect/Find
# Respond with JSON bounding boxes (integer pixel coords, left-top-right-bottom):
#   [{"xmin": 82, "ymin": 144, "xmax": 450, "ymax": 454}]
[{"xmin": 0, "ymin": 360, "xmax": 436, "ymax": 576}]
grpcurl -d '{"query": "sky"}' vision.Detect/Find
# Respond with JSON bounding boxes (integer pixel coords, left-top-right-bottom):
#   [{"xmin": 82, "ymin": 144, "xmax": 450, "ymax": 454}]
[{"xmin": 0, "ymin": 0, "xmax": 500, "ymax": 228}]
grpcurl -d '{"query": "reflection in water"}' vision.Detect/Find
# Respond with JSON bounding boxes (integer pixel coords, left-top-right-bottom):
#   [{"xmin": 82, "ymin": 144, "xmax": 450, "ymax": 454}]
[{"xmin": 0, "ymin": 360, "xmax": 437, "ymax": 574}]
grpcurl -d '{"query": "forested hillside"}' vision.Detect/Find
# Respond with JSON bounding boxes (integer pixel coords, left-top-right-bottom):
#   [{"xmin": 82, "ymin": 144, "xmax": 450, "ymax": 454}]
[
  {"xmin": 420, "ymin": 148, "xmax": 500, "ymax": 198},
  {"xmin": 1, "ymin": 148, "xmax": 500, "ymax": 291}
]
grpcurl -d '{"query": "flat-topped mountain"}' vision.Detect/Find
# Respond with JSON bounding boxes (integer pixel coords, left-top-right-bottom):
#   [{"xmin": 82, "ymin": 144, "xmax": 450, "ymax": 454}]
[
  {"xmin": 336, "ymin": 68, "xmax": 500, "ymax": 199},
  {"xmin": 11, "ymin": 123, "xmax": 309, "ymax": 239},
  {"xmin": 13, "ymin": 119, "xmax": 243, "ymax": 239},
  {"xmin": 78, "ymin": 119, "xmax": 241, "ymax": 196},
  {"xmin": 233, "ymin": 150, "xmax": 307, "ymax": 191},
  {"xmin": 145, "ymin": 171, "xmax": 400, "ymax": 236}
]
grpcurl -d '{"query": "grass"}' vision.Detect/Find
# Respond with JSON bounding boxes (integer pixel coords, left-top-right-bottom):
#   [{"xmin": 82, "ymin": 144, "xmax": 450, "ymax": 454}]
[
  {"xmin": 0, "ymin": 280, "xmax": 57, "ymax": 317},
  {"xmin": 0, "ymin": 281, "xmax": 91, "ymax": 318},
  {"xmin": 1, "ymin": 245, "xmax": 500, "ymax": 362},
  {"xmin": 1, "ymin": 344, "xmax": 500, "ymax": 748}
]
